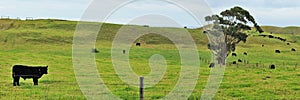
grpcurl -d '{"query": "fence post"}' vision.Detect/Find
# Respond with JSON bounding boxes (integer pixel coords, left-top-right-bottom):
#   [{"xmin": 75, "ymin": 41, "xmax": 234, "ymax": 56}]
[{"xmin": 140, "ymin": 77, "xmax": 144, "ymax": 100}]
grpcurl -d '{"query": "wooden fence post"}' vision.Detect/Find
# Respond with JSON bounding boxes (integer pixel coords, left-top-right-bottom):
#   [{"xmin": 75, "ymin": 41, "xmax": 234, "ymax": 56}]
[{"xmin": 140, "ymin": 77, "xmax": 144, "ymax": 100}]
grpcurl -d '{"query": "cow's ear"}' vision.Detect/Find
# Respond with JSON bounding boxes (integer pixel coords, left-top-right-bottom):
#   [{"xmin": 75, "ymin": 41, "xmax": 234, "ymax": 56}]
[{"xmin": 46, "ymin": 66, "xmax": 48, "ymax": 68}]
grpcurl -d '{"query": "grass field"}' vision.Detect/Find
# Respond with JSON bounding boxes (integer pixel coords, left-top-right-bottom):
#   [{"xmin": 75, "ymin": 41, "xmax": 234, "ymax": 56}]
[{"xmin": 0, "ymin": 19, "xmax": 299, "ymax": 99}]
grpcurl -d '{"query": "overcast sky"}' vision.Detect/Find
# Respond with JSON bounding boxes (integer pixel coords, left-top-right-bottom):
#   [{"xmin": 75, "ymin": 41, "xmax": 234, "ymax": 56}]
[{"xmin": 1, "ymin": 0, "xmax": 299, "ymax": 27}]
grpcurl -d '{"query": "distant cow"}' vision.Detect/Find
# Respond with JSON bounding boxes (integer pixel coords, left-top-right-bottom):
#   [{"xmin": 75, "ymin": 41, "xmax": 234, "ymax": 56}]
[
  {"xmin": 268, "ymin": 35, "xmax": 274, "ymax": 38},
  {"xmin": 259, "ymin": 34, "xmax": 267, "ymax": 37},
  {"xmin": 262, "ymin": 44, "xmax": 264, "ymax": 47},
  {"xmin": 238, "ymin": 59, "xmax": 242, "ymax": 62},
  {"xmin": 209, "ymin": 63, "xmax": 215, "ymax": 68},
  {"xmin": 92, "ymin": 48, "xmax": 99, "ymax": 53},
  {"xmin": 123, "ymin": 50, "xmax": 126, "ymax": 54},
  {"xmin": 232, "ymin": 53, "xmax": 237, "ymax": 57},
  {"xmin": 275, "ymin": 50, "xmax": 281, "ymax": 53},
  {"xmin": 269, "ymin": 64, "xmax": 275, "ymax": 69},
  {"xmin": 287, "ymin": 43, "xmax": 290, "ymax": 45},
  {"xmin": 12, "ymin": 65, "xmax": 48, "ymax": 86},
  {"xmin": 243, "ymin": 52, "xmax": 247, "ymax": 55},
  {"xmin": 291, "ymin": 48, "xmax": 296, "ymax": 52},
  {"xmin": 136, "ymin": 43, "xmax": 141, "ymax": 46},
  {"xmin": 278, "ymin": 37, "xmax": 286, "ymax": 42},
  {"xmin": 232, "ymin": 61, "xmax": 237, "ymax": 64}
]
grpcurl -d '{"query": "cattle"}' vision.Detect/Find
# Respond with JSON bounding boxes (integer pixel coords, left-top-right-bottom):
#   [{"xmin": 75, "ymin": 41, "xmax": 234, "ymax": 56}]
[
  {"xmin": 207, "ymin": 44, "xmax": 211, "ymax": 49},
  {"xmin": 258, "ymin": 34, "xmax": 267, "ymax": 37},
  {"xmin": 275, "ymin": 50, "xmax": 281, "ymax": 53},
  {"xmin": 262, "ymin": 44, "xmax": 264, "ymax": 47},
  {"xmin": 12, "ymin": 65, "xmax": 48, "ymax": 86},
  {"xmin": 269, "ymin": 64, "xmax": 275, "ymax": 69},
  {"xmin": 243, "ymin": 52, "xmax": 247, "ymax": 55},
  {"xmin": 291, "ymin": 48, "xmax": 296, "ymax": 52},
  {"xmin": 232, "ymin": 61, "xmax": 237, "ymax": 64},
  {"xmin": 136, "ymin": 43, "xmax": 141, "ymax": 46},
  {"xmin": 277, "ymin": 37, "xmax": 286, "ymax": 42},
  {"xmin": 123, "ymin": 50, "xmax": 126, "ymax": 54},
  {"xmin": 184, "ymin": 26, "xmax": 187, "ymax": 29},
  {"xmin": 209, "ymin": 63, "xmax": 215, "ymax": 68},
  {"xmin": 203, "ymin": 31, "xmax": 207, "ymax": 34},
  {"xmin": 287, "ymin": 43, "xmax": 290, "ymax": 45},
  {"xmin": 268, "ymin": 35, "xmax": 274, "ymax": 38},
  {"xmin": 238, "ymin": 59, "xmax": 242, "ymax": 62},
  {"xmin": 232, "ymin": 53, "xmax": 237, "ymax": 57},
  {"xmin": 92, "ymin": 48, "xmax": 99, "ymax": 53}
]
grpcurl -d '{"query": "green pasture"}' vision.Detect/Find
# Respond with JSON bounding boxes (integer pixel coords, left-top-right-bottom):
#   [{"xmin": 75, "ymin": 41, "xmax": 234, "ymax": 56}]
[{"xmin": 0, "ymin": 19, "xmax": 299, "ymax": 99}]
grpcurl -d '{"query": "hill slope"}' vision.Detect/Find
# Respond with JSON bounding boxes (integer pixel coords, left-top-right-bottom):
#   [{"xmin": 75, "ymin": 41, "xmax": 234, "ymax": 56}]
[{"xmin": 0, "ymin": 19, "xmax": 299, "ymax": 99}]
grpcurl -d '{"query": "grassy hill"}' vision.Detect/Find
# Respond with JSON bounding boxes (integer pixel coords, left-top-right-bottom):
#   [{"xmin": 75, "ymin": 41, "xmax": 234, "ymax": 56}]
[
  {"xmin": 0, "ymin": 19, "xmax": 299, "ymax": 99},
  {"xmin": 261, "ymin": 26, "xmax": 300, "ymax": 34}
]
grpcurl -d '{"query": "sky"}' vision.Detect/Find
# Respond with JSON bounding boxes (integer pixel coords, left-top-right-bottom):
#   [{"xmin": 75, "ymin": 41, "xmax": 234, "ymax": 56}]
[{"xmin": 1, "ymin": 0, "xmax": 300, "ymax": 27}]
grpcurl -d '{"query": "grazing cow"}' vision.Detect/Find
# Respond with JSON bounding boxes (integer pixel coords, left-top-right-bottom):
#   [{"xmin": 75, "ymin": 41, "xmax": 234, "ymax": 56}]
[
  {"xmin": 232, "ymin": 61, "xmax": 237, "ymax": 64},
  {"xmin": 268, "ymin": 35, "xmax": 274, "ymax": 38},
  {"xmin": 262, "ymin": 44, "xmax": 264, "ymax": 47},
  {"xmin": 136, "ymin": 43, "xmax": 141, "ymax": 46},
  {"xmin": 122, "ymin": 50, "xmax": 126, "ymax": 54},
  {"xmin": 92, "ymin": 48, "xmax": 99, "ymax": 53},
  {"xmin": 209, "ymin": 63, "xmax": 215, "ymax": 68},
  {"xmin": 12, "ymin": 65, "xmax": 48, "ymax": 86},
  {"xmin": 275, "ymin": 50, "xmax": 281, "ymax": 53},
  {"xmin": 203, "ymin": 31, "xmax": 207, "ymax": 34},
  {"xmin": 278, "ymin": 37, "xmax": 287, "ymax": 42},
  {"xmin": 207, "ymin": 44, "xmax": 211, "ymax": 49},
  {"xmin": 291, "ymin": 48, "xmax": 296, "ymax": 52},
  {"xmin": 243, "ymin": 52, "xmax": 247, "ymax": 55},
  {"xmin": 238, "ymin": 59, "xmax": 242, "ymax": 62},
  {"xmin": 232, "ymin": 53, "xmax": 237, "ymax": 57},
  {"xmin": 269, "ymin": 64, "xmax": 275, "ymax": 69},
  {"xmin": 259, "ymin": 34, "xmax": 267, "ymax": 37},
  {"xmin": 287, "ymin": 43, "xmax": 290, "ymax": 45}
]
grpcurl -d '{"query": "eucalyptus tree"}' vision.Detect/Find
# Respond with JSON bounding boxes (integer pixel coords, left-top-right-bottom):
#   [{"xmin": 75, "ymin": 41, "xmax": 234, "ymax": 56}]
[{"xmin": 204, "ymin": 6, "xmax": 263, "ymax": 65}]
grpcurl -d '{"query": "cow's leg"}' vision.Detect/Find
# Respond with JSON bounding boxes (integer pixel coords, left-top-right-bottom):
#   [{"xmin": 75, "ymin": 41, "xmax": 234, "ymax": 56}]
[
  {"xmin": 33, "ymin": 78, "xmax": 38, "ymax": 85},
  {"xmin": 14, "ymin": 76, "xmax": 20, "ymax": 86},
  {"xmin": 13, "ymin": 77, "xmax": 16, "ymax": 86}
]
